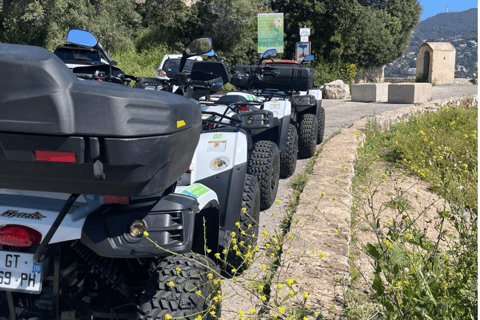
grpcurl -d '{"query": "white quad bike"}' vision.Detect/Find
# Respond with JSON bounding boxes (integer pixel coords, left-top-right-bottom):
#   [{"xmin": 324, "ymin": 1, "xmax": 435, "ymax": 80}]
[
  {"xmin": 200, "ymin": 49, "xmax": 299, "ymax": 211},
  {"xmin": 137, "ymin": 38, "xmax": 263, "ymax": 275},
  {"xmin": 0, "ymin": 35, "xmax": 252, "ymax": 320},
  {"xmin": 232, "ymin": 52, "xmax": 324, "ymax": 159}
]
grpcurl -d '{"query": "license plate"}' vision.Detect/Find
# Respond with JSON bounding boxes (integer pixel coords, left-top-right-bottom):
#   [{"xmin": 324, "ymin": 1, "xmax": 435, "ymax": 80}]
[{"xmin": 0, "ymin": 251, "xmax": 43, "ymax": 293}]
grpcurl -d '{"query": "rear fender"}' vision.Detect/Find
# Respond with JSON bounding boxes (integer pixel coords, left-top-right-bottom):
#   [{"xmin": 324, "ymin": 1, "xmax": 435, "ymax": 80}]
[{"xmin": 0, "ymin": 190, "xmax": 102, "ymax": 245}]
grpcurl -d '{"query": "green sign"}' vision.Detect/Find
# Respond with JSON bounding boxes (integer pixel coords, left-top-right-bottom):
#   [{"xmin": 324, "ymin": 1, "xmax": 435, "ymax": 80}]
[{"xmin": 258, "ymin": 13, "xmax": 284, "ymax": 54}]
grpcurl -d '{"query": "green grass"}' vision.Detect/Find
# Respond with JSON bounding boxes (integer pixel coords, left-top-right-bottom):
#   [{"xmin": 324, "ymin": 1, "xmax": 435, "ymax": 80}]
[
  {"xmin": 111, "ymin": 45, "xmax": 173, "ymax": 78},
  {"xmin": 359, "ymin": 102, "xmax": 477, "ymax": 209}
]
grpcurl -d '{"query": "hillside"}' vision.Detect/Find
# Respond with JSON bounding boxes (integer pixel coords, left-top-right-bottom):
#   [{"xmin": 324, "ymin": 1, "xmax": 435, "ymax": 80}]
[{"xmin": 384, "ymin": 8, "xmax": 478, "ymax": 78}]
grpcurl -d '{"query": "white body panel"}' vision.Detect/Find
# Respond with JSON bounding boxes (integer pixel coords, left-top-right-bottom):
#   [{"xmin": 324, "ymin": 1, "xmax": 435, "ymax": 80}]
[
  {"xmin": 262, "ymin": 99, "xmax": 291, "ymax": 119},
  {"xmin": 297, "ymin": 88, "xmax": 322, "ymax": 101},
  {"xmin": 0, "ymin": 190, "xmax": 103, "ymax": 244},
  {"xmin": 189, "ymin": 132, "xmax": 248, "ymax": 183},
  {"xmin": 175, "ymin": 184, "xmax": 218, "ymax": 210}
]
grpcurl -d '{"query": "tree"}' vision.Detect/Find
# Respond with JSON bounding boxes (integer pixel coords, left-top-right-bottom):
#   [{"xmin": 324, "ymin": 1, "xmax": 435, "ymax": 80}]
[{"xmin": 268, "ymin": 0, "xmax": 422, "ymax": 69}]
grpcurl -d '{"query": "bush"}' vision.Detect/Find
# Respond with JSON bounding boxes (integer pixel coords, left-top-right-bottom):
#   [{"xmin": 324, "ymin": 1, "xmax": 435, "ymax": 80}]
[
  {"xmin": 314, "ymin": 61, "xmax": 357, "ymax": 86},
  {"xmin": 111, "ymin": 45, "xmax": 171, "ymax": 78},
  {"xmin": 350, "ymin": 101, "xmax": 478, "ymax": 319}
]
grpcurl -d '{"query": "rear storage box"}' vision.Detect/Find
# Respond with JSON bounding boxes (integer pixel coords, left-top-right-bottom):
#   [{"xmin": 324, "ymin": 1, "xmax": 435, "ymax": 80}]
[
  {"xmin": 0, "ymin": 43, "xmax": 202, "ymax": 197},
  {"xmin": 232, "ymin": 65, "xmax": 314, "ymax": 91}
]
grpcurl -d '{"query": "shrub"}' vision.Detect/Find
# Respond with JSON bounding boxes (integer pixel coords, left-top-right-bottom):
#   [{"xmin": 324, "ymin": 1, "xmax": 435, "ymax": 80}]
[{"xmin": 314, "ymin": 61, "xmax": 357, "ymax": 86}]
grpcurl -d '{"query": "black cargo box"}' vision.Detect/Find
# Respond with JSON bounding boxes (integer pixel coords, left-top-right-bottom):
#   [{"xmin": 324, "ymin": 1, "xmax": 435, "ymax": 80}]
[
  {"xmin": 0, "ymin": 43, "xmax": 202, "ymax": 196},
  {"xmin": 233, "ymin": 65, "xmax": 314, "ymax": 91}
]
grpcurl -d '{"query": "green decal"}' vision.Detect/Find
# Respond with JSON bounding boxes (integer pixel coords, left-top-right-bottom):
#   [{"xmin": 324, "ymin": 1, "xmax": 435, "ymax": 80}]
[
  {"xmin": 212, "ymin": 134, "xmax": 223, "ymax": 139},
  {"xmin": 258, "ymin": 13, "xmax": 284, "ymax": 53},
  {"xmin": 181, "ymin": 184, "xmax": 211, "ymax": 198}
]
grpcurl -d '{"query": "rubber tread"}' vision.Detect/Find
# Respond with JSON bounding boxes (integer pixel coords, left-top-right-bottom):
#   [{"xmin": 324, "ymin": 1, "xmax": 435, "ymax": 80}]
[
  {"xmin": 226, "ymin": 174, "xmax": 261, "ymax": 275},
  {"xmin": 317, "ymin": 106, "xmax": 325, "ymax": 144},
  {"xmin": 297, "ymin": 113, "xmax": 318, "ymax": 159},
  {"xmin": 137, "ymin": 253, "xmax": 220, "ymax": 320},
  {"xmin": 279, "ymin": 124, "xmax": 298, "ymax": 178},
  {"xmin": 247, "ymin": 140, "xmax": 280, "ymax": 211}
]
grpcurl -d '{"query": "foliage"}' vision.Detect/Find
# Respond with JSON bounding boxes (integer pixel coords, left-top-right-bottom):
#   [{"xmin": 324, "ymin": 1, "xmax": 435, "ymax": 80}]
[
  {"xmin": 350, "ymin": 101, "xmax": 478, "ymax": 319},
  {"xmin": 314, "ymin": 60, "xmax": 357, "ymax": 86},
  {"xmin": 269, "ymin": 0, "xmax": 422, "ymax": 69},
  {"xmin": 0, "ymin": 0, "xmax": 141, "ymax": 54},
  {"xmin": 111, "ymin": 45, "xmax": 171, "ymax": 78}
]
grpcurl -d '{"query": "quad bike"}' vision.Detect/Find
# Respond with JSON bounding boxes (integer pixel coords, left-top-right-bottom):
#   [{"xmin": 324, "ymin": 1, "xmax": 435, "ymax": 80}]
[
  {"xmin": 232, "ymin": 52, "xmax": 325, "ymax": 159},
  {"xmin": 0, "ymin": 34, "xmax": 234, "ymax": 320},
  {"xmin": 262, "ymin": 55, "xmax": 325, "ymax": 146},
  {"xmin": 53, "ymin": 28, "xmax": 136, "ymax": 86},
  {"xmin": 198, "ymin": 49, "xmax": 300, "ymax": 210},
  {"xmin": 130, "ymin": 37, "xmax": 262, "ymax": 275}
]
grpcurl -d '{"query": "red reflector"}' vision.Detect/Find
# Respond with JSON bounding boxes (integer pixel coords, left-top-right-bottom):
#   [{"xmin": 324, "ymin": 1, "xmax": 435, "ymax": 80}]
[
  {"xmin": 97, "ymin": 78, "xmax": 103, "ymax": 81},
  {"xmin": 238, "ymin": 106, "xmax": 249, "ymax": 111},
  {"xmin": 34, "ymin": 151, "xmax": 76, "ymax": 163},
  {"xmin": 157, "ymin": 70, "xmax": 166, "ymax": 77},
  {"xmin": 294, "ymin": 91, "xmax": 300, "ymax": 95},
  {"xmin": 103, "ymin": 195, "xmax": 130, "ymax": 205},
  {"xmin": 0, "ymin": 225, "xmax": 42, "ymax": 247}
]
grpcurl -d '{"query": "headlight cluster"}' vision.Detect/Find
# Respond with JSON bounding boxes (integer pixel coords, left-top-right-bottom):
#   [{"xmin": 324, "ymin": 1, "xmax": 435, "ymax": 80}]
[{"xmin": 293, "ymin": 95, "xmax": 314, "ymax": 106}]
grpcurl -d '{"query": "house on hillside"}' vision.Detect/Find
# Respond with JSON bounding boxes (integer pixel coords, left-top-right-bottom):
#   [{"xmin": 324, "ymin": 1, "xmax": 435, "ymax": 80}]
[{"xmin": 416, "ymin": 42, "xmax": 456, "ymax": 84}]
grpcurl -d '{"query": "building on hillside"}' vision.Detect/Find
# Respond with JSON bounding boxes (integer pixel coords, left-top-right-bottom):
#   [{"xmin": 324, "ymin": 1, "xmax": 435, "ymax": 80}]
[{"xmin": 416, "ymin": 42, "xmax": 456, "ymax": 84}]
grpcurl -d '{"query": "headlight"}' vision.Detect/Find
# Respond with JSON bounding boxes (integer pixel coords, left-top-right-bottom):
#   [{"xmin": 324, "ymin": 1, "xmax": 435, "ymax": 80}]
[
  {"xmin": 246, "ymin": 116, "xmax": 255, "ymax": 125},
  {"xmin": 129, "ymin": 220, "xmax": 146, "ymax": 238}
]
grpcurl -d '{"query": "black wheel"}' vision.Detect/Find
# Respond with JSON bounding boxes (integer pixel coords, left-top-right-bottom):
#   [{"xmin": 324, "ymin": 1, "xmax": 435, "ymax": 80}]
[
  {"xmin": 317, "ymin": 105, "xmax": 325, "ymax": 144},
  {"xmin": 297, "ymin": 113, "xmax": 318, "ymax": 159},
  {"xmin": 225, "ymin": 174, "xmax": 261, "ymax": 275},
  {"xmin": 137, "ymin": 253, "xmax": 220, "ymax": 320},
  {"xmin": 247, "ymin": 140, "xmax": 280, "ymax": 211},
  {"xmin": 280, "ymin": 124, "xmax": 298, "ymax": 178}
]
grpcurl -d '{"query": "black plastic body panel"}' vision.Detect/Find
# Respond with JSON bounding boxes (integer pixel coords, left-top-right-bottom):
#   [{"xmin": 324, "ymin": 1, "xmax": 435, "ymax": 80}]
[
  {"xmin": 233, "ymin": 65, "xmax": 314, "ymax": 91},
  {"xmin": 81, "ymin": 193, "xmax": 198, "ymax": 258},
  {"xmin": 0, "ymin": 43, "xmax": 201, "ymax": 137},
  {"xmin": 0, "ymin": 43, "xmax": 202, "ymax": 196},
  {"xmin": 197, "ymin": 163, "xmax": 247, "ymax": 233},
  {"xmin": 191, "ymin": 61, "xmax": 231, "ymax": 84},
  {"xmin": 0, "ymin": 127, "xmax": 200, "ymax": 196}
]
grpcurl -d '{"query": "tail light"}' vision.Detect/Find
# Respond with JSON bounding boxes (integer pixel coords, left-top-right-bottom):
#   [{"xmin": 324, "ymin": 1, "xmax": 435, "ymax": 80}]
[
  {"xmin": 294, "ymin": 91, "xmax": 300, "ymax": 95},
  {"xmin": 157, "ymin": 70, "xmax": 167, "ymax": 77},
  {"xmin": 238, "ymin": 106, "xmax": 249, "ymax": 111},
  {"xmin": 103, "ymin": 195, "xmax": 130, "ymax": 205},
  {"xmin": 0, "ymin": 225, "xmax": 42, "ymax": 247},
  {"xmin": 34, "ymin": 151, "xmax": 76, "ymax": 163},
  {"xmin": 97, "ymin": 78, "xmax": 103, "ymax": 82}
]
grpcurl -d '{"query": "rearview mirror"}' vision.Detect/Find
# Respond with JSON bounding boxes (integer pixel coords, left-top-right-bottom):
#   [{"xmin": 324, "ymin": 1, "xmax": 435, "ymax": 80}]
[
  {"xmin": 261, "ymin": 49, "xmax": 277, "ymax": 60},
  {"xmin": 185, "ymin": 37, "xmax": 213, "ymax": 56},
  {"xmin": 67, "ymin": 29, "xmax": 98, "ymax": 47},
  {"xmin": 204, "ymin": 50, "xmax": 215, "ymax": 57},
  {"xmin": 302, "ymin": 55, "xmax": 314, "ymax": 62}
]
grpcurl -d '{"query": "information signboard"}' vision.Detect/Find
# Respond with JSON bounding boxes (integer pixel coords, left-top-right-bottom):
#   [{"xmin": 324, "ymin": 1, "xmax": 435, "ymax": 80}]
[{"xmin": 258, "ymin": 13, "xmax": 284, "ymax": 53}]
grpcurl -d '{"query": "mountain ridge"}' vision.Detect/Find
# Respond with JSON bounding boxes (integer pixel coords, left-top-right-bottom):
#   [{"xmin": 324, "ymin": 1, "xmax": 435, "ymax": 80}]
[{"xmin": 384, "ymin": 7, "xmax": 478, "ymax": 79}]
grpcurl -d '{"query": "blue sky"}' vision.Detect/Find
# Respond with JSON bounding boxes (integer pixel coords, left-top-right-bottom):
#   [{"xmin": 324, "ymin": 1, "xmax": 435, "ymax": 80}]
[{"xmin": 419, "ymin": 0, "xmax": 477, "ymax": 20}]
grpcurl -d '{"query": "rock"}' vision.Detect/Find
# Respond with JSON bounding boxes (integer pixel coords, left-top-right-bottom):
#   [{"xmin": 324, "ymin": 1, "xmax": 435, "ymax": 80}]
[{"xmin": 323, "ymin": 80, "xmax": 351, "ymax": 99}]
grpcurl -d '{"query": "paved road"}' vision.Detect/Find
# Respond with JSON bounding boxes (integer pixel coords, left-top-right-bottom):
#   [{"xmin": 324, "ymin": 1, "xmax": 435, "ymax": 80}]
[{"xmin": 222, "ymin": 83, "xmax": 477, "ymax": 317}]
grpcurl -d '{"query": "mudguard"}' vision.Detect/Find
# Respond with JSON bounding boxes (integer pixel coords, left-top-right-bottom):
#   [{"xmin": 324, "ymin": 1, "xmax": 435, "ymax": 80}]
[
  {"xmin": 297, "ymin": 89, "xmax": 323, "ymax": 122},
  {"xmin": 187, "ymin": 132, "xmax": 248, "ymax": 241},
  {"xmin": 263, "ymin": 100, "xmax": 292, "ymax": 154},
  {"xmin": 0, "ymin": 190, "xmax": 102, "ymax": 244}
]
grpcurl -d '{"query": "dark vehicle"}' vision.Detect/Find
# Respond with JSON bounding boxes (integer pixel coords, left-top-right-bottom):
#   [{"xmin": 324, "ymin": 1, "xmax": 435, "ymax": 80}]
[
  {"xmin": 0, "ymin": 34, "xmax": 224, "ymax": 320},
  {"xmin": 232, "ymin": 54, "xmax": 325, "ymax": 158}
]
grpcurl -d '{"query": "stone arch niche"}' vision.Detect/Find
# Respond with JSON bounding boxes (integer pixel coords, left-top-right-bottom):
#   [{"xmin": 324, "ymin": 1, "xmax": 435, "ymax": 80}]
[{"xmin": 416, "ymin": 42, "xmax": 456, "ymax": 84}]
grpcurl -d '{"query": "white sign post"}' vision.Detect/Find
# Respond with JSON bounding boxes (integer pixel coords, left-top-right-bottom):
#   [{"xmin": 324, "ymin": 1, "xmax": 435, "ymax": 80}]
[{"xmin": 300, "ymin": 36, "xmax": 309, "ymax": 42}]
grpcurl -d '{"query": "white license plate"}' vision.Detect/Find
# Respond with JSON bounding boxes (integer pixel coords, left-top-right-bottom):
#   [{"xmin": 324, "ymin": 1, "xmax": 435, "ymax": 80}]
[{"xmin": 0, "ymin": 251, "xmax": 43, "ymax": 293}]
